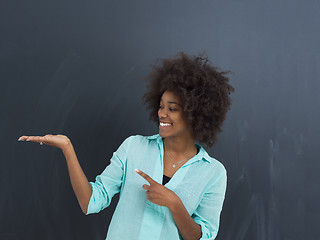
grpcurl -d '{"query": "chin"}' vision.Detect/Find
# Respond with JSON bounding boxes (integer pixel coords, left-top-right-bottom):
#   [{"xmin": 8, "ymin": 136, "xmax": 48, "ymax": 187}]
[
  {"xmin": 159, "ymin": 130, "xmax": 171, "ymax": 138},
  {"xmin": 159, "ymin": 131, "xmax": 166, "ymax": 138},
  {"xmin": 159, "ymin": 131, "xmax": 177, "ymax": 139}
]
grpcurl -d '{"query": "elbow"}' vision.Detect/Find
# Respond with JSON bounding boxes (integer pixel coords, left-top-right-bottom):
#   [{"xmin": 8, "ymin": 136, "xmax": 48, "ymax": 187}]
[
  {"xmin": 80, "ymin": 191, "xmax": 92, "ymax": 215},
  {"xmin": 82, "ymin": 207, "xmax": 88, "ymax": 215},
  {"xmin": 80, "ymin": 200, "xmax": 89, "ymax": 215}
]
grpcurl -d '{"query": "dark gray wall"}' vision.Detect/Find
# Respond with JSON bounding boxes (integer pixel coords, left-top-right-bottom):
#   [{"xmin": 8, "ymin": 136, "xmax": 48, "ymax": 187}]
[{"xmin": 1, "ymin": 0, "xmax": 319, "ymax": 239}]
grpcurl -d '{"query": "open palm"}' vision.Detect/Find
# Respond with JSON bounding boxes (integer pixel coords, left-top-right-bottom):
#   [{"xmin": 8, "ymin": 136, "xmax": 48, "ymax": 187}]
[{"xmin": 18, "ymin": 134, "xmax": 70, "ymax": 150}]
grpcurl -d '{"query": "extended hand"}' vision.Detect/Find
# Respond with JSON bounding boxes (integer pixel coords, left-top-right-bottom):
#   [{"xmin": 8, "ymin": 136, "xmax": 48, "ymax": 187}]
[
  {"xmin": 135, "ymin": 169, "xmax": 179, "ymax": 209},
  {"xmin": 18, "ymin": 134, "xmax": 71, "ymax": 150}
]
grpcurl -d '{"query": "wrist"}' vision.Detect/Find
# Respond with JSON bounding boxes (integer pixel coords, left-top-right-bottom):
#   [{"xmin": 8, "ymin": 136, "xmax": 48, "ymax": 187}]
[
  {"xmin": 168, "ymin": 194, "xmax": 182, "ymax": 213},
  {"xmin": 61, "ymin": 139, "xmax": 73, "ymax": 154}
]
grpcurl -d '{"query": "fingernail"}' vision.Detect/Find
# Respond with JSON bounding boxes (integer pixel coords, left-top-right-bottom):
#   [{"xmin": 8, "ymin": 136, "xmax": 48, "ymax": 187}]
[{"xmin": 135, "ymin": 168, "xmax": 140, "ymax": 173}]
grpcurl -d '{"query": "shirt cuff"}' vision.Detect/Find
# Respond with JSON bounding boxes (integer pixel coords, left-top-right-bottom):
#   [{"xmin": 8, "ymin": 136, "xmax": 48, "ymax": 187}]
[
  {"xmin": 85, "ymin": 182, "xmax": 98, "ymax": 215},
  {"xmin": 193, "ymin": 215, "xmax": 217, "ymax": 240}
]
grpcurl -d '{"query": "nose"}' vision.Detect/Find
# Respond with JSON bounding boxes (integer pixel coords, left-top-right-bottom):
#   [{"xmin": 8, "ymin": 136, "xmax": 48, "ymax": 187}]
[{"xmin": 158, "ymin": 107, "xmax": 168, "ymax": 119}]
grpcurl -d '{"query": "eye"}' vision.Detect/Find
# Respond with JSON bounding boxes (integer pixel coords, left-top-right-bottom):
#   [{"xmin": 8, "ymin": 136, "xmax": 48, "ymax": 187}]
[
  {"xmin": 159, "ymin": 105, "xmax": 164, "ymax": 109},
  {"xmin": 169, "ymin": 108, "xmax": 177, "ymax": 112}
]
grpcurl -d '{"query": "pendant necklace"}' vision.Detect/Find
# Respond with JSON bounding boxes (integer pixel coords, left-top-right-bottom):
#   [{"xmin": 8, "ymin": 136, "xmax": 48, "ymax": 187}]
[{"xmin": 164, "ymin": 143, "xmax": 191, "ymax": 168}]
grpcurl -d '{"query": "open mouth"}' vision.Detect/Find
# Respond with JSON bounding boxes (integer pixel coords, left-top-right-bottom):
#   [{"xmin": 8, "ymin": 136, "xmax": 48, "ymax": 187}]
[{"xmin": 159, "ymin": 122, "xmax": 173, "ymax": 127}]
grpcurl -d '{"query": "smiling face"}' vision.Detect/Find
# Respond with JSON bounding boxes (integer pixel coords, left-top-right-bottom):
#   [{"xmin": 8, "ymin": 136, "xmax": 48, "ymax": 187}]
[{"xmin": 158, "ymin": 90, "xmax": 192, "ymax": 140}]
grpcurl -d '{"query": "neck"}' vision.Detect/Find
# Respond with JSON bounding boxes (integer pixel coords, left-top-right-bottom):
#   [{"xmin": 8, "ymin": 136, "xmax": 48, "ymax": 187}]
[{"xmin": 163, "ymin": 135, "xmax": 197, "ymax": 155}]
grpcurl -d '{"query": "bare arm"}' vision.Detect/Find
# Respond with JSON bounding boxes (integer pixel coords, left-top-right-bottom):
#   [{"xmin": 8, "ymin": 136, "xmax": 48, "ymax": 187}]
[
  {"xmin": 18, "ymin": 134, "xmax": 92, "ymax": 214},
  {"xmin": 61, "ymin": 141, "xmax": 92, "ymax": 214},
  {"xmin": 168, "ymin": 198, "xmax": 202, "ymax": 240}
]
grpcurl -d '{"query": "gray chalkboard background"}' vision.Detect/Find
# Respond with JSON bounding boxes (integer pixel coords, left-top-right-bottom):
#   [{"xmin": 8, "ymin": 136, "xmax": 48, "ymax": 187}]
[{"xmin": 1, "ymin": 0, "xmax": 320, "ymax": 239}]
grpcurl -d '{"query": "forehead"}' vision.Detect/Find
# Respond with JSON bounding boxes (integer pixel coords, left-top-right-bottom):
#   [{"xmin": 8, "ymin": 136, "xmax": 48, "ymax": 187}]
[{"xmin": 160, "ymin": 91, "xmax": 180, "ymax": 104}]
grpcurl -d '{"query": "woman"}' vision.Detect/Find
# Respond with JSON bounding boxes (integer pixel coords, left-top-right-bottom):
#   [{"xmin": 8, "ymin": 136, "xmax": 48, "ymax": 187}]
[{"xmin": 18, "ymin": 52, "xmax": 234, "ymax": 240}]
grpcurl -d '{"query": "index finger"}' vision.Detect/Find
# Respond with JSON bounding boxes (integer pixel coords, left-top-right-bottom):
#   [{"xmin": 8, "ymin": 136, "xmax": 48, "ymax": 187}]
[{"xmin": 135, "ymin": 169, "xmax": 156, "ymax": 184}]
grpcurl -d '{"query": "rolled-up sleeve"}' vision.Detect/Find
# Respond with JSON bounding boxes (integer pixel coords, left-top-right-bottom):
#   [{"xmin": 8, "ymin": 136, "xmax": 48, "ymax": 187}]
[
  {"xmin": 191, "ymin": 169, "xmax": 227, "ymax": 239},
  {"xmin": 86, "ymin": 136, "xmax": 132, "ymax": 215}
]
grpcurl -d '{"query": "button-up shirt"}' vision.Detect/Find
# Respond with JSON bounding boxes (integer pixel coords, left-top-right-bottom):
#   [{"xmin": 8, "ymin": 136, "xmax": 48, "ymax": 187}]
[{"xmin": 86, "ymin": 134, "xmax": 227, "ymax": 240}]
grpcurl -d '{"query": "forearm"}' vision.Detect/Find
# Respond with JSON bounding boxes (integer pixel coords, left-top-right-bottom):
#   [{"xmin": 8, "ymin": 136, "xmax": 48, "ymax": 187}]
[
  {"xmin": 168, "ymin": 197, "xmax": 202, "ymax": 240},
  {"xmin": 62, "ymin": 141, "xmax": 92, "ymax": 214}
]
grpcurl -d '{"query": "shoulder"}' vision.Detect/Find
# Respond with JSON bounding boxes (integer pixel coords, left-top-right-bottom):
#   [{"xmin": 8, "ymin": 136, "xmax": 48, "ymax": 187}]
[
  {"xmin": 197, "ymin": 146, "xmax": 227, "ymax": 188},
  {"xmin": 207, "ymin": 157, "xmax": 227, "ymax": 192},
  {"xmin": 123, "ymin": 133, "xmax": 159, "ymax": 141},
  {"xmin": 121, "ymin": 134, "xmax": 161, "ymax": 147},
  {"xmin": 115, "ymin": 134, "xmax": 159, "ymax": 159},
  {"xmin": 197, "ymin": 144, "xmax": 226, "ymax": 175},
  {"xmin": 207, "ymin": 156, "xmax": 227, "ymax": 175}
]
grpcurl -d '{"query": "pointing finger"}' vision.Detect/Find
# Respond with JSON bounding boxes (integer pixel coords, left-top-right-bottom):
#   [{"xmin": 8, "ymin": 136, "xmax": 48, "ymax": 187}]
[{"xmin": 135, "ymin": 169, "xmax": 156, "ymax": 184}]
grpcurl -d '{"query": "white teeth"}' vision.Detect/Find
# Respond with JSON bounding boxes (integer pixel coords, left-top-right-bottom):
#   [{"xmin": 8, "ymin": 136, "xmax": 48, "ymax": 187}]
[{"xmin": 160, "ymin": 122, "xmax": 172, "ymax": 127}]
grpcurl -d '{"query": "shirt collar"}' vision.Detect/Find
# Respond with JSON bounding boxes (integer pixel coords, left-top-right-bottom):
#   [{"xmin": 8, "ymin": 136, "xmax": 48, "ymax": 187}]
[{"xmin": 146, "ymin": 134, "xmax": 212, "ymax": 163}]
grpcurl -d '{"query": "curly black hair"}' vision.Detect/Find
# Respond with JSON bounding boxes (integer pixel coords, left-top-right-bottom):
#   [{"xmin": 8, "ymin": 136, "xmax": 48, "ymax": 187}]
[{"xmin": 143, "ymin": 52, "xmax": 234, "ymax": 147}]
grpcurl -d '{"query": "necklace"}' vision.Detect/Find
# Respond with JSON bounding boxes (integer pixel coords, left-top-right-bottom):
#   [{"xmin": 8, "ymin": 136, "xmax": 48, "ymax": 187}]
[{"xmin": 164, "ymin": 143, "xmax": 195, "ymax": 168}]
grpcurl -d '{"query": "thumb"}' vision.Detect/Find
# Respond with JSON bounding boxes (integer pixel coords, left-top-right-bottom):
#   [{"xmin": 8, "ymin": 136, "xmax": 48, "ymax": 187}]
[{"xmin": 142, "ymin": 184, "xmax": 150, "ymax": 191}]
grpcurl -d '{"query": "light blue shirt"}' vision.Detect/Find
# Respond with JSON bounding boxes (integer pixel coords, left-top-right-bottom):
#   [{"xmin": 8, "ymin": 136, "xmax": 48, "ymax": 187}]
[{"xmin": 86, "ymin": 134, "xmax": 227, "ymax": 240}]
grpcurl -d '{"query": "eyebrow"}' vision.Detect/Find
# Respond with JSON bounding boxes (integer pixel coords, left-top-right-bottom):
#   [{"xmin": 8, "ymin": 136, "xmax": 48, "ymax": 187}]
[{"xmin": 160, "ymin": 99, "xmax": 181, "ymax": 106}]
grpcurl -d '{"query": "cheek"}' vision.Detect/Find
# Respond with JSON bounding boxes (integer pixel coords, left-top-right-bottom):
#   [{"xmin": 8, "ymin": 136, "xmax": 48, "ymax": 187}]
[
  {"xmin": 175, "ymin": 116, "xmax": 187, "ymax": 128},
  {"xmin": 180, "ymin": 117, "xmax": 190, "ymax": 130}
]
